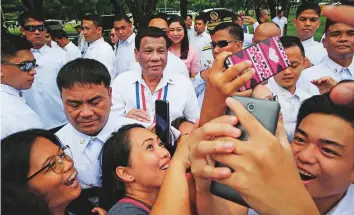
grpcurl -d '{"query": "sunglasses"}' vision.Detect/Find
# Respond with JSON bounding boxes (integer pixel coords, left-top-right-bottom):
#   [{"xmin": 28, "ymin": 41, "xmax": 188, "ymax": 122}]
[
  {"xmin": 1, "ymin": 60, "xmax": 38, "ymax": 72},
  {"xmin": 23, "ymin": 25, "xmax": 46, "ymax": 32},
  {"xmin": 211, "ymin": 40, "xmax": 240, "ymax": 49}
]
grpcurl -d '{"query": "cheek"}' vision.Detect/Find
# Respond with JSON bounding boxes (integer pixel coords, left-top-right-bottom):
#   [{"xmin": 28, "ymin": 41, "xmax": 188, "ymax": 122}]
[{"xmin": 29, "ymin": 174, "xmax": 63, "ymax": 201}]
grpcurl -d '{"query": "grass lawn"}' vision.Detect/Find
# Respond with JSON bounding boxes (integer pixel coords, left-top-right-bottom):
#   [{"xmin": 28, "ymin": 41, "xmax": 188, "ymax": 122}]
[
  {"xmin": 248, "ymin": 9, "xmax": 326, "ymax": 41},
  {"xmin": 7, "ymin": 23, "xmax": 77, "ymax": 35}
]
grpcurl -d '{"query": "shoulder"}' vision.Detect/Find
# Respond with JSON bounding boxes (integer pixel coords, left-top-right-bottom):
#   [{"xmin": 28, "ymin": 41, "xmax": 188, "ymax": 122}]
[
  {"xmin": 107, "ymin": 202, "xmax": 149, "ymax": 215},
  {"xmin": 302, "ymin": 63, "xmax": 326, "ymax": 77},
  {"xmin": 112, "ymin": 71, "xmax": 138, "ymax": 87},
  {"xmin": 56, "ymin": 123, "xmax": 76, "ymax": 139}
]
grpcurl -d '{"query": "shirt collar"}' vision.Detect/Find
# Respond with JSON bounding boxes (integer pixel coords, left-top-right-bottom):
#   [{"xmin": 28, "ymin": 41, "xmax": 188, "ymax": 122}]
[
  {"xmin": 31, "ymin": 44, "xmax": 49, "ymax": 55},
  {"xmin": 301, "ymin": 37, "xmax": 315, "ymax": 46},
  {"xmin": 63, "ymin": 41, "xmax": 72, "ymax": 50},
  {"xmin": 130, "ymin": 69, "xmax": 174, "ymax": 88},
  {"xmin": 89, "ymin": 37, "xmax": 104, "ymax": 47},
  {"xmin": 76, "ymin": 113, "xmax": 117, "ymax": 153},
  {"xmin": 119, "ymin": 33, "xmax": 135, "ymax": 46},
  {"xmin": 324, "ymin": 56, "xmax": 354, "ymax": 76},
  {"xmin": 0, "ymin": 84, "xmax": 23, "ymax": 98},
  {"xmin": 267, "ymin": 80, "xmax": 309, "ymax": 101},
  {"xmin": 195, "ymin": 31, "xmax": 207, "ymax": 37}
]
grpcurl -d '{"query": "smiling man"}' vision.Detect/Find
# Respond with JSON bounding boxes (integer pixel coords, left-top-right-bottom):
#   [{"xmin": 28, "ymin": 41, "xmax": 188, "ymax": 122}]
[
  {"xmin": 291, "ymin": 94, "xmax": 354, "ymax": 215},
  {"xmin": 293, "ymin": 2, "xmax": 327, "ymax": 66},
  {"xmin": 298, "ymin": 18, "xmax": 354, "ymax": 95}
]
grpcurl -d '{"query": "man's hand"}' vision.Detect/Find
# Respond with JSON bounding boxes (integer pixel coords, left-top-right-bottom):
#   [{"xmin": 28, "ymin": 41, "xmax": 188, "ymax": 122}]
[
  {"xmin": 208, "ymin": 52, "xmax": 254, "ymax": 96},
  {"xmin": 311, "ymin": 76, "xmax": 337, "ymax": 94},
  {"xmin": 126, "ymin": 108, "xmax": 150, "ymax": 122},
  {"xmin": 330, "ymin": 81, "xmax": 354, "ymax": 108},
  {"xmin": 322, "ymin": 5, "xmax": 354, "ymax": 27},
  {"xmin": 243, "ymin": 16, "xmax": 256, "ymax": 25}
]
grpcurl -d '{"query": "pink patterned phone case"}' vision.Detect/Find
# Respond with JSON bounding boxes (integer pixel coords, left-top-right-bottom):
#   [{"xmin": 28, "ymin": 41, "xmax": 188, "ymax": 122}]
[{"xmin": 225, "ymin": 36, "xmax": 291, "ymax": 91}]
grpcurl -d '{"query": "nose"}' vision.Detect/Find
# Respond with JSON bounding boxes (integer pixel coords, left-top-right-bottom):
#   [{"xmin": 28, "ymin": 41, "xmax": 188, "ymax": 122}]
[
  {"xmin": 62, "ymin": 156, "xmax": 74, "ymax": 173},
  {"xmin": 159, "ymin": 145, "xmax": 171, "ymax": 160},
  {"xmin": 282, "ymin": 67, "xmax": 292, "ymax": 75},
  {"xmin": 304, "ymin": 19, "xmax": 311, "ymax": 26},
  {"xmin": 296, "ymin": 144, "xmax": 318, "ymax": 165},
  {"xmin": 79, "ymin": 104, "xmax": 94, "ymax": 118},
  {"xmin": 29, "ymin": 67, "xmax": 37, "ymax": 76},
  {"xmin": 150, "ymin": 51, "xmax": 160, "ymax": 61}
]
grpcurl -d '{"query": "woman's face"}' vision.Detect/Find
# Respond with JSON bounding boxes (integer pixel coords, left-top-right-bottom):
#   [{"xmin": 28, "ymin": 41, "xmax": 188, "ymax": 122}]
[
  {"xmin": 27, "ymin": 137, "xmax": 81, "ymax": 209},
  {"xmin": 168, "ymin": 22, "xmax": 185, "ymax": 44},
  {"xmin": 127, "ymin": 128, "xmax": 171, "ymax": 188}
]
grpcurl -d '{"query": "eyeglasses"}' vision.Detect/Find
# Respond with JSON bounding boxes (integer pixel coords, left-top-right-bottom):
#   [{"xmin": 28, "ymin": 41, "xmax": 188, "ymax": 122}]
[
  {"xmin": 211, "ymin": 40, "xmax": 240, "ymax": 49},
  {"xmin": 26, "ymin": 145, "xmax": 73, "ymax": 181},
  {"xmin": 23, "ymin": 25, "xmax": 46, "ymax": 32},
  {"xmin": 1, "ymin": 60, "xmax": 38, "ymax": 72}
]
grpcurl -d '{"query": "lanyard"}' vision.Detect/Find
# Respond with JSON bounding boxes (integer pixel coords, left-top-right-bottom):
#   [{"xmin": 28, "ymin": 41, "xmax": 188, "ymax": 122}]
[
  {"xmin": 118, "ymin": 197, "xmax": 151, "ymax": 213},
  {"xmin": 135, "ymin": 82, "xmax": 168, "ymax": 111}
]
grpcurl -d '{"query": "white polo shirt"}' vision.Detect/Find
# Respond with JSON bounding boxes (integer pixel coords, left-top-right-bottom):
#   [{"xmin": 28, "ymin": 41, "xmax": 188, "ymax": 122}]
[
  {"xmin": 190, "ymin": 31, "xmax": 212, "ymax": 52},
  {"xmin": 83, "ymin": 37, "xmax": 117, "ymax": 79},
  {"xmin": 56, "ymin": 113, "xmax": 139, "ymax": 187},
  {"xmin": 243, "ymin": 33, "xmax": 254, "ymax": 48},
  {"xmin": 115, "ymin": 33, "xmax": 136, "ymax": 75},
  {"xmin": 298, "ymin": 56, "xmax": 354, "ymax": 95},
  {"xmin": 272, "ymin": 16, "xmax": 287, "ymax": 36},
  {"xmin": 1, "ymin": 84, "xmax": 45, "ymax": 139},
  {"xmin": 23, "ymin": 45, "xmax": 69, "ymax": 129},
  {"xmin": 63, "ymin": 41, "xmax": 81, "ymax": 61},
  {"xmin": 266, "ymin": 79, "xmax": 311, "ymax": 141},
  {"xmin": 301, "ymin": 37, "xmax": 327, "ymax": 66},
  {"xmin": 111, "ymin": 69, "xmax": 200, "ymax": 125}
]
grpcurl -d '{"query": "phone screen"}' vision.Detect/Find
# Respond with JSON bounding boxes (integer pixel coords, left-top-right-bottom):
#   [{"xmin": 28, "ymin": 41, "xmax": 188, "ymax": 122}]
[
  {"xmin": 155, "ymin": 100, "xmax": 170, "ymax": 146},
  {"xmin": 225, "ymin": 36, "xmax": 291, "ymax": 91}
]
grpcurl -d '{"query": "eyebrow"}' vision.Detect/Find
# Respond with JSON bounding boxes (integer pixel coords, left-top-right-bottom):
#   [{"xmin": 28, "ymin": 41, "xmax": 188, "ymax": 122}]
[
  {"xmin": 87, "ymin": 95, "xmax": 102, "ymax": 103},
  {"xmin": 296, "ymin": 128, "xmax": 308, "ymax": 137},
  {"xmin": 142, "ymin": 138, "xmax": 154, "ymax": 146},
  {"xmin": 297, "ymin": 128, "xmax": 345, "ymax": 148}
]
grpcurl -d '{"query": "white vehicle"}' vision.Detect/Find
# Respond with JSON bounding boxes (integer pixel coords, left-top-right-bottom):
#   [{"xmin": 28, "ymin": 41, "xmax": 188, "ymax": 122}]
[{"xmin": 45, "ymin": 19, "xmax": 64, "ymax": 30}]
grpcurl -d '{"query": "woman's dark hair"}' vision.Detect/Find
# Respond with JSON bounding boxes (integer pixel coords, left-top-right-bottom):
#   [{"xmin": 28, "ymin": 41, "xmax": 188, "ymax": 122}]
[
  {"xmin": 1, "ymin": 129, "xmax": 62, "ymax": 185},
  {"xmin": 2, "ymin": 180, "xmax": 51, "ymax": 215},
  {"xmin": 168, "ymin": 15, "xmax": 190, "ymax": 60},
  {"xmin": 101, "ymin": 123, "xmax": 145, "ymax": 209}
]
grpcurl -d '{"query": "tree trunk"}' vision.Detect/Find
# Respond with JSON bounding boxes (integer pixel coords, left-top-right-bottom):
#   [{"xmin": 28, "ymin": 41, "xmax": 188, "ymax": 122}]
[
  {"xmin": 180, "ymin": 0, "xmax": 188, "ymax": 19},
  {"xmin": 125, "ymin": 0, "xmax": 158, "ymax": 27},
  {"xmin": 220, "ymin": 0, "xmax": 226, "ymax": 7},
  {"xmin": 267, "ymin": 0, "xmax": 277, "ymax": 19},
  {"xmin": 110, "ymin": 0, "xmax": 124, "ymax": 14},
  {"xmin": 21, "ymin": 0, "xmax": 43, "ymax": 11}
]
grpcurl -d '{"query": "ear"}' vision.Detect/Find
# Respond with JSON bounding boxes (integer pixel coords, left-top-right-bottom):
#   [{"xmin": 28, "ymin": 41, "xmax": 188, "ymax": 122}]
[
  {"xmin": 134, "ymin": 48, "xmax": 139, "ymax": 62},
  {"xmin": 116, "ymin": 166, "xmax": 135, "ymax": 183},
  {"xmin": 108, "ymin": 87, "xmax": 113, "ymax": 106},
  {"xmin": 303, "ymin": 57, "xmax": 313, "ymax": 69},
  {"xmin": 322, "ymin": 36, "xmax": 328, "ymax": 49},
  {"xmin": 98, "ymin": 27, "xmax": 103, "ymax": 35},
  {"xmin": 20, "ymin": 27, "xmax": 26, "ymax": 36},
  {"xmin": 292, "ymin": 18, "xmax": 296, "ymax": 27}
]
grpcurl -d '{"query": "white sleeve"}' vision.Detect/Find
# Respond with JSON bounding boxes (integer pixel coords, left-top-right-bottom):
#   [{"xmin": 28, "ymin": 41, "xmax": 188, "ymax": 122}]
[
  {"xmin": 183, "ymin": 78, "xmax": 201, "ymax": 123},
  {"xmin": 111, "ymin": 79, "xmax": 129, "ymax": 117},
  {"xmin": 95, "ymin": 48, "xmax": 116, "ymax": 79}
]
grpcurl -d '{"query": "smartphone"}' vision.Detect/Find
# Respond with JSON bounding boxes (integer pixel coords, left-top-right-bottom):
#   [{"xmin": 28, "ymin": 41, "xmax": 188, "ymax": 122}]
[
  {"xmin": 155, "ymin": 100, "xmax": 170, "ymax": 146},
  {"xmin": 210, "ymin": 96, "xmax": 281, "ymax": 207},
  {"xmin": 225, "ymin": 36, "xmax": 291, "ymax": 91}
]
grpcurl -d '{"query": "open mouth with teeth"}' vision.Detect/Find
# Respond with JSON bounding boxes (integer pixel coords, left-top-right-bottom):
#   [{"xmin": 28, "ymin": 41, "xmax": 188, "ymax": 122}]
[
  {"xmin": 299, "ymin": 170, "xmax": 316, "ymax": 181},
  {"xmin": 160, "ymin": 164, "xmax": 169, "ymax": 170},
  {"xmin": 64, "ymin": 170, "xmax": 78, "ymax": 186}
]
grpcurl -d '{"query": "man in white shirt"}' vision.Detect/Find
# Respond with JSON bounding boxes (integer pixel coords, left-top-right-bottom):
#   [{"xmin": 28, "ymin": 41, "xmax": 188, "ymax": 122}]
[
  {"xmin": 52, "ymin": 29, "xmax": 81, "ymax": 61},
  {"xmin": 1, "ymin": 34, "xmax": 44, "ymax": 139},
  {"xmin": 298, "ymin": 19, "xmax": 354, "ymax": 95},
  {"xmin": 266, "ymin": 36, "xmax": 311, "ymax": 141},
  {"xmin": 55, "ymin": 58, "xmax": 139, "ymax": 188},
  {"xmin": 253, "ymin": 9, "xmax": 269, "ymax": 32},
  {"xmin": 18, "ymin": 11, "xmax": 69, "ymax": 132},
  {"xmin": 82, "ymin": 15, "xmax": 116, "ymax": 79},
  {"xmin": 147, "ymin": 14, "xmax": 189, "ymax": 78},
  {"xmin": 185, "ymin": 14, "xmax": 195, "ymax": 40},
  {"xmin": 190, "ymin": 15, "xmax": 212, "ymax": 52},
  {"xmin": 113, "ymin": 13, "xmax": 136, "ymax": 75},
  {"xmin": 75, "ymin": 24, "xmax": 88, "ymax": 54},
  {"xmin": 111, "ymin": 27, "xmax": 200, "ymax": 125},
  {"xmin": 232, "ymin": 14, "xmax": 253, "ymax": 48},
  {"xmin": 293, "ymin": 2, "xmax": 327, "ymax": 67},
  {"xmin": 272, "ymin": 10, "xmax": 287, "ymax": 36},
  {"xmin": 110, "ymin": 28, "xmax": 119, "ymax": 48}
]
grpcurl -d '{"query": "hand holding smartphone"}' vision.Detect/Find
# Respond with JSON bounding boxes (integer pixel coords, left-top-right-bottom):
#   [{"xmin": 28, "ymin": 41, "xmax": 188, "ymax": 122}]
[
  {"xmin": 155, "ymin": 100, "xmax": 171, "ymax": 147},
  {"xmin": 210, "ymin": 96, "xmax": 280, "ymax": 207},
  {"xmin": 225, "ymin": 36, "xmax": 291, "ymax": 91}
]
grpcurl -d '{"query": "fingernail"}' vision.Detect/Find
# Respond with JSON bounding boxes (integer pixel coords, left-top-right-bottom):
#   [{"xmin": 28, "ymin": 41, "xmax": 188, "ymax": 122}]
[
  {"xmin": 223, "ymin": 143, "xmax": 234, "ymax": 151},
  {"xmin": 245, "ymin": 60, "xmax": 252, "ymax": 66},
  {"xmin": 220, "ymin": 168, "xmax": 231, "ymax": 176}
]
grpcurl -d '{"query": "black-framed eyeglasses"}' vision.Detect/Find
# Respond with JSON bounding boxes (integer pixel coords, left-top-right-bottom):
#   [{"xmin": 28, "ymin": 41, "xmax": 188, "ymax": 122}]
[
  {"xmin": 269, "ymin": 94, "xmax": 278, "ymax": 102},
  {"xmin": 211, "ymin": 40, "xmax": 240, "ymax": 49},
  {"xmin": 23, "ymin": 25, "xmax": 46, "ymax": 32},
  {"xmin": 26, "ymin": 145, "xmax": 73, "ymax": 182},
  {"xmin": 1, "ymin": 60, "xmax": 38, "ymax": 72}
]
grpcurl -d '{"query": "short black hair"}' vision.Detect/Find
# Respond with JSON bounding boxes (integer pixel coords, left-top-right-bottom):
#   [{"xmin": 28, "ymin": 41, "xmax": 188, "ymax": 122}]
[
  {"xmin": 83, "ymin": 14, "xmax": 103, "ymax": 28},
  {"xmin": 56, "ymin": 58, "xmax": 111, "ymax": 93},
  {"xmin": 1, "ymin": 34, "xmax": 33, "ymax": 61},
  {"xmin": 101, "ymin": 123, "xmax": 146, "ymax": 209},
  {"xmin": 114, "ymin": 13, "xmax": 131, "ymax": 23},
  {"xmin": 324, "ymin": 18, "xmax": 338, "ymax": 35},
  {"xmin": 231, "ymin": 14, "xmax": 242, "ymax": 23},
  {"xmin": 51, "ymin": 29, "xmax": 68, "ymax": 39},
  {"xmin": 280, "ymin": 36, "xmax": 305, "ymax": 57},
  {"xmin": 278, "ymin": 10, "xmax": 284, "ymax": 14},
  {"xmin": 186, "ymin": 14, "xmax": 193, "ymax": 20},
  {"xmin": 148, "ymin": 13, "xmax": 168, "ymax": 25},
  {"xmin": 296, "ymin": 2, "xmax": 321, "ymax": 18},
  {"xmin": 135, "ymin": 27, "xmax": 171, "ymax": 51},
  {"xmin": 211, "ymin": 22, "xmax": 244, "ymax": 42},
  {"xmin": 1, "ymin": 129, "xmax": 62, "ymax": 185},
  {"xmin": 18, "ymin": 10, "xmax": 45, "ymax": 27},
  {"xmin": 296, "ymin": 93, "xmax": 354, "ymax": 129},
  {"xmin": 195, "ymin": 14, "xmax": 207, "ymax": 24}
]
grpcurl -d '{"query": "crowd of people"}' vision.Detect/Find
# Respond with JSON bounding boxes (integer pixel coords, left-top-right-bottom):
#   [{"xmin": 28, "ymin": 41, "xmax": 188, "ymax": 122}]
[{"xmin": 1, "ymin": 2, "xmax": 354, "ymax": 215}]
